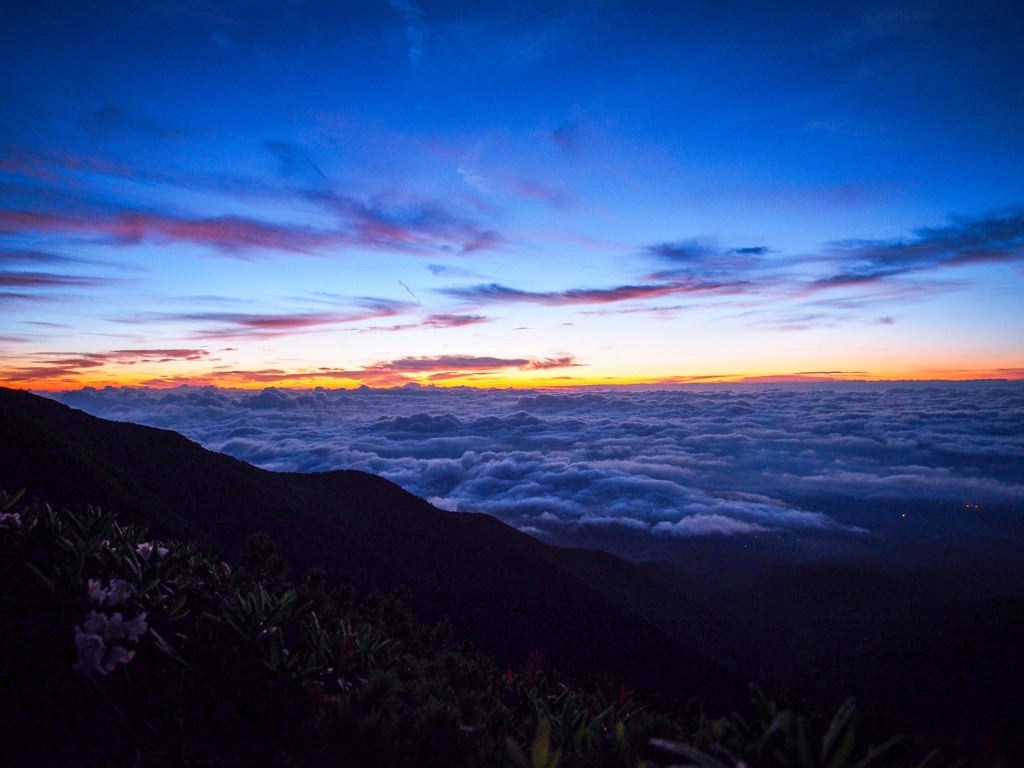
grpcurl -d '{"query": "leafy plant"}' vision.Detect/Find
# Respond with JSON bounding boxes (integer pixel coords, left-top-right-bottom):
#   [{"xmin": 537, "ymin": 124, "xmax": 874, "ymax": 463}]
[
  {"xmin": 0, "ymin": 490, "xmax": 965, "ymax": 767},
  {"xmin": 651, "ymin": 685, "xmax": 943, "ymax": 768}
]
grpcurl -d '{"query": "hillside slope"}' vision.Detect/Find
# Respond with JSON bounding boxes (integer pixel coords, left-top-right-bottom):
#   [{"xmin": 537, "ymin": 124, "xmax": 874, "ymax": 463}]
[
  {"xmin": 0, "ymin": 386, "xmax": 733, "ymax": 700},
  {"xmin": 7, "ymin": 386, "xmax": 1022, "ymax": 751}
]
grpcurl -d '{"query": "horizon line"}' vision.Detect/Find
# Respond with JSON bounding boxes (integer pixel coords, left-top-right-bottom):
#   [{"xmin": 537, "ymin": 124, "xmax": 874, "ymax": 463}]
[{"xmin": 13, "ymin": 373, "xmax": 1024, "ymax": 394}]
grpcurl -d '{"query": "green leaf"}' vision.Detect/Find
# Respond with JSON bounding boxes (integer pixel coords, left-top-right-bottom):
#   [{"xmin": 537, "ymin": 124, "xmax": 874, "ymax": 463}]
[
  {"xmin": 821, "ymin": 698, "xmax": 857, "ymax": 763},
  {"xmin": 139, "ymin": 573, "xmax": 162, "ymax": 594},
  {"xmin": 0, "ymin": 488, "xmax": 25, "ymax": 512},
  {"xmin": 165, "ymin": 594, "xmax": 189, "ymax": 619},
  {"xmin": 797, "ymin": 717, "xmax": 814, "ymax": 768},
  {"xmin": 148, "ymin": 627, "xmax": 191, "ymax": 669},
  {"xmin": 532, "ymin": 718, "xmax": 552, "ymax": 768},
  {"xmin": 825, "ymin": 722, "xmax": 856, "ymax": 768},
  {"xmin": 850, "ymin": 735, "xmax": 904, "ymax": 768},
  {"xmin": 905, "ymin": 747, "xmax": 942, "ymax": 768},
  {"xmin": 24, "ymin": 562, "xmax": 54, "ymax": 590},
  {"xmin": 649, "ymin": 739, "xmax": 730, "ymax": 768}
]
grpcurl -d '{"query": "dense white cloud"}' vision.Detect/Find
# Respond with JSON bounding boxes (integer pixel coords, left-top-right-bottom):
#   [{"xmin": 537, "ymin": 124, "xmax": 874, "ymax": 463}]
[{"xmin": 45, "ymin": 382, "xmax": 1024, "ymax": 547}]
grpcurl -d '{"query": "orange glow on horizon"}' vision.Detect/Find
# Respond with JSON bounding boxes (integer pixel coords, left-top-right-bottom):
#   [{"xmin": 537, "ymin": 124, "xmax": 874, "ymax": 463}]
[{"xmin": 5, "ymin": 363, "xmax": 1022, "ymax": 392}]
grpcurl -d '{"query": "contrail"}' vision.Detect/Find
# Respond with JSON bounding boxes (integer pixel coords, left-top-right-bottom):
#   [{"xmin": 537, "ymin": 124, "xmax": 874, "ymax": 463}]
[{"xmin": 398, "ymin": 280, "xmax": 421, "ymax": 304}]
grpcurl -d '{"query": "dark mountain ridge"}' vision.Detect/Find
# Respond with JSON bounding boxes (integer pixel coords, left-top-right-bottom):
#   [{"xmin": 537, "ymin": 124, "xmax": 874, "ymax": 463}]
[
  {"xmin": 0, "ymin": 386, "xmax": 734, "ymax": 702},
  {"xmin": 4, "ymin": 385, "xmax": 1023, "ymax": 753}
]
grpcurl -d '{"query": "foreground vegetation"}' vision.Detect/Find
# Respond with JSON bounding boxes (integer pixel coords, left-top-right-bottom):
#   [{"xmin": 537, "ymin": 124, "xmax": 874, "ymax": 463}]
[{"xmin": 0, "ymin": 490, "xmax": 951, "ymax": 767}]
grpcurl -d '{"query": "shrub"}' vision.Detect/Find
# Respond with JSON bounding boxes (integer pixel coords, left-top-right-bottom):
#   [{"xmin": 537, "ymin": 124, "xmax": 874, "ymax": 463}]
[{"xmin": 0, "ymin": 490, "xmax": 954, "ymax": 768}]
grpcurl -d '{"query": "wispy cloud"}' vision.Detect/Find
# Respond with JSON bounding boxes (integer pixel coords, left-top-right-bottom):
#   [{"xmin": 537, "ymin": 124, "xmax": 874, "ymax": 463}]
[
  {"xmin": 428, "ymin": 264, "xmax": 481, "ymax": 278},
  {"xmin": 552, "ymin": 121, "xmax": 579, "ymax": 153},
  {"xmin": 729, "ymin": 246, "xmax": 773, "ymax": 256},
  {"xmin": 145, "ymin": 302, "xmax": 411, "ymax": 340},
  {"xmin": 0, "ymin": 291, "xmax": 62, "ymax": 305},
  {"xmin": 264, "ymin": 140, "xmax": 328, "ymax": 184},
  {"xmin": 81, "ymin": 104, "xmax": 186, "ymax": 141},
  {"xmin": 353, "ymin": 312, "xmax": 489, "ymax": 334},
  {"xmin": 1, "ymin": 143, "xmax": 140, "ymax": 183},
  {"xmin": 3, "ymin": 136, "xmax": 505, "ymax": 258},
  {"xmin": 0, "ymin": 271, "xmax": 108, "ymax": 288},
  {"xmin": 510, "ymin": 179, "xmax": 571, "ymax": 208},
  {"xmin": 645, "ymin": 240, "xmax": 721, "ymax": 263},
  {"xmin": 632, "ymin": 209, "xmax": 1024, "ymax": 331},
  {"xmin": 442, "ymin": 278, "xmax": 748, "ymax": 307},
  {"xmin": 813, "ymin": 207, "xmax": 1024, "ymax": 289},
  {"xmin": 0, "ymin": 348, "xmax": 213, "ymax": 385},
  {"xmin": 581, "ymin": 304, "xmax": 692, "ymax": 317},
  {"xmin": 1, "ymin": 194, "xmax": 503, "ymax": 257},
  {"xmin": 389, "ymin": 0, "xmax": 429, "ymax": 67},
  {"xmin": 747, "ymin": 311, "xmax": 843, "ymax": 332},
  {"xmin": 45, "ymin": 348, "xmax": 211, "ymax": 367},
  {"xmin": 365, "ymin": 354, "xmax": 573, "ymax": 373},
  {"xmin": 422, "ymin": 313, "xmax": 487, "ymax": 328},
  {"xmin": 110, "ymin": 348, "xmax": 210, "ymax": 362},
  {"xmin": 307, "ymin": 190, "xmax": 502, "ymax": 254},
  {"xmin": 0, "ymin": 208, "xmax": 338, "ymax": 255},
  {"xmin": 120, "ymin": 352, "xmax": 583, "ymax": 388},
  {"xmin": 0, "ymin": 249, "xmax": 118, "ymax": 302},
  {"xmin": 0, "ymin": 249, "xmax": 107, "ymax": 267},
  {"xmin": 644, "ymin": 240, "xmax": 775, "ymax": 281},
  {"xmin": 646, "ymin": 209, "xmax": 1024, "ymax": 298},
  {"xmin": 355, "ymin": 353, "xmax": 583, "ymax": 384},
  {"xmin": 521, "ymin": 356, "xmax": 582, "ymax": 370},
  {"xmin": 737, "ymin": 371, "xmax": 868, "ymax": 383}
]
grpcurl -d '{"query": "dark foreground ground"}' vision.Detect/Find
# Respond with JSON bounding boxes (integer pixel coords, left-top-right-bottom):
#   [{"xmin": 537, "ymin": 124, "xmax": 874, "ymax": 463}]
[{"xmin": 3, "ymin": 385, "xmax": 1022, "ymax": 756}]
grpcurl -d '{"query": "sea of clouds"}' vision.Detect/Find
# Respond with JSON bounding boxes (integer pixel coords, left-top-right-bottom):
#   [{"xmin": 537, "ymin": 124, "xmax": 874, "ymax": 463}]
[{"xmin": 44, "ymin": 382, "xmax": 1024, "ymax": 552}]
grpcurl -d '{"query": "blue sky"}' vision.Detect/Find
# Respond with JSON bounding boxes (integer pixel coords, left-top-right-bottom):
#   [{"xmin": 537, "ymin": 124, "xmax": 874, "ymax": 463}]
[{"xmin": 2, "ymin": 0, "xmax": 1022, "ymax": 388}]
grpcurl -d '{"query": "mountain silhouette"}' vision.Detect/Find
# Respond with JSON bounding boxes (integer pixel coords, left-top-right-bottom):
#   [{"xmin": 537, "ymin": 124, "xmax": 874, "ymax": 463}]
[
  {"xmin": 4, "ymin": 385, "xmax": 1022, "ymax": 751},
  {"xmin": 0, "ymin": 386, "xmax": 733, "ymax": 701}
]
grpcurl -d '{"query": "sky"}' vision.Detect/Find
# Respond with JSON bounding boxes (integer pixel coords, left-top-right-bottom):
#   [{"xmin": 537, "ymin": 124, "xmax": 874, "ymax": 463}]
[{"xmin": 1, "ymin": 0, "xmax": 1023, "ymax": 389}]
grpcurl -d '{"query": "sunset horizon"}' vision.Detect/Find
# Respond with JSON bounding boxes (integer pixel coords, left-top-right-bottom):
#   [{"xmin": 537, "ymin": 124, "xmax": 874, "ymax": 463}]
[{"xmin": 14, "ymin": 369, "xmax": 1024, "ymax": 392}]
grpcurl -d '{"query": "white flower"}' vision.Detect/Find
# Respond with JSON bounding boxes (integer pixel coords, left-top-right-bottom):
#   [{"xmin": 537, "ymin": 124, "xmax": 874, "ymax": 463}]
[
  {"xmin": 135, "ymin": 541, "xmax": 169, "ymax": 561},
  {"xmin": 107, "ymin": 578, "xmax": 133, "ymax": 606},
  {"xmin": 73, "ymin": 630, "xmax": 107, "ymax": 675},
  {"xmin": 86, "ymin": 577, "xmax": 133, "ymax": 606},
  {"xmin": 87, "ymin": 579, "xmax": 105, "ymax": 603},
  {"xmin": 106, "ymin": 611, "xmax": 148, "ymax": 643},
  {"xmin": 0, "ymin": 512, "xmax": 21, "ymax": 529},
  {"xmin": 104, "ymin": 646, "xmax": 136, "ymax": 671},
  {"xmin": 73, "ymin": 609, "xmax": 148, "ymax": 675},
  {"xmin": 82, "ymin": 609, "xmax": 108, "ymax": 634}
]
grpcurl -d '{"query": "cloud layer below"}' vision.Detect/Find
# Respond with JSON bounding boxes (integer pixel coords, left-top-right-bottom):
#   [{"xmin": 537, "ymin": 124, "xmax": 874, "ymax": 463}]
[{"xmin": 45, "ymin": 383, "xmax": 1024, "ymax": 552}]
